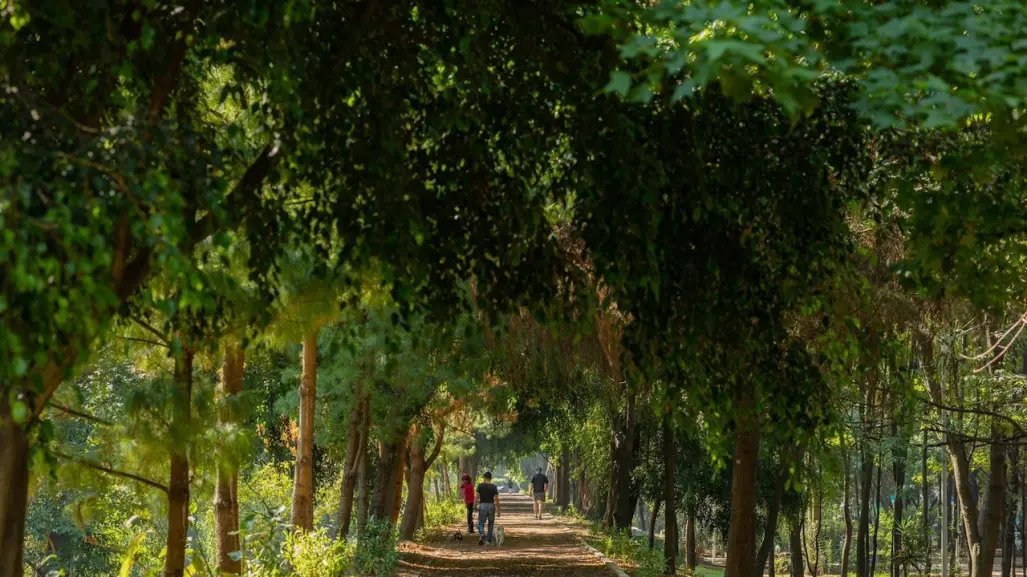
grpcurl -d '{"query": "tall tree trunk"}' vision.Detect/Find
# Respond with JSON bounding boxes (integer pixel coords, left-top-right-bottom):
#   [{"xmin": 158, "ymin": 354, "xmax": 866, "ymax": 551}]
[
  {"xmin": 560, "ymin": 450, "xmax": 571, "ymax": 512},
  {"xmin": 978, "ymin": 427, "xmax": 1007, "ymax": 577},
  {"xmin": 442, "ymin": 461, "xmax": 452, "ymax": 497},
  {"xmin": 1003, "ymin": 447, "xmax": 1019, "ymax": 577},
  {"xmin": 357, "ymin": 441, "xmax": 371, "ymax": 534},
  {"xmin": 923, "ymin": 438, "xmax": 931, "ymax": 577},
  {"xmin": 871, "ymin": 461, "xmax": 882, "ymax": 577},
  {"xmin": 891, "ymin": 429, "xmax": 906, "ymax": 577},
  {"xmin": 372, "ymin": 432, "xmax": 410, "ymax": 528},
  {"xmin": 756, "ymin": 457, "xmax": 790, "ymax": 576},
  {"xmin": 664, "ymin": 416, "xmax": 679, "ymax": 574},
  {"xmin": 842, "ymin": 436, "xmax": 853, "ymax": 577},
  {"xmin": 649, "ymin": 499, "xmax": 663, "ymax": 550},
  {"xmin": 166, "ymin": 349, "xmax": 194, "ymax": 577},
  {"xmin": 338, "ymin": 396, "xmax": 368, "ymax": 540},
  {"xmin": 725, "ymin": 388, "xmax": 760, "ymax": 577},
  {"xmin": 291, "ymin": 330, "xmax": 318, "ymax": 532},
  {"xmin": 686, "ymin": 507, "xmax": 697, "ymax": 571},
  {"xmin": 0, "ymin": 393, "xmax": 30, "ymax": 577},
  {"xmin": 215, "ymin": 344, "xmax": 244, "ymax": 575},
  {"xmin": 400, "ymin": 426, "xmax": 428, "ymax": 541},
  {"xmin": 790, "ymin": 520, "xmax": 804, "ymax": 577},
  {"xmin": 857, "ymin": 447, "xmax": 874, "ymax": 577},
  {"xmin": 606, "ymin": 392, "xmax": 638, "ymax": 530},
  {"xmin": 949, "ymin": 424, "xmax": 1007, "ymax": 577}
]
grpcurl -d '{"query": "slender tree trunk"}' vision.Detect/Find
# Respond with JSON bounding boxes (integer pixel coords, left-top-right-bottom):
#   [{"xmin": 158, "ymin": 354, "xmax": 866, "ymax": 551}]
[
  {"xmin": 923, "ymin": 438, "xmax": 931, "ymax": 577},
  {"xmin": 215, "ymin": 344, "xmax": 244, "ymax": 575},
  {"xmin": 650, "ymin": 499, "xmax": 663, "ymax": 550},
  {"xmin": 791, "ymin": 520, "xmax": 804, "ymax": 577},
  {"xmin": 871, "ymin": 461, "xmax": 882, "ymax": 577},
  {"xmin": 857, "ymin": 447, "xmax": 874, "ymax": 577},
  {"xmin": 664, "ymin": 416, "xmax": 679, "ymax": 575},
  {"xmin": 949, "ymin": 425, "xmax": 1006, "ymax": 577},
  {"xmin": 892, "ymin": 429, "xmax": 906, "ymax": 577},
  {"xmin": 0, "ymin": 393, "xmax": 30, "ymax": 577},
  {"xmin": 357, "ymin": 441, "xmax": 371, "ymax": 534},
  {"xmin": 725, "ymin": 388, "xmax": 760, "ymax": 577},
  {"xmin": 560, "ymin": 450, "xmax": 571, "ymax": 512},
  {"xmin": 166, "ymin": 349, "xmax": 194, "ymax": 577},
  {"xmin": 400, "ymin": 426, "xmax": 428, "ymax": 540},
  {"xmin": 442, "ymin": 462, "xmax": 452, "ymax": 497},
  {"xmin": 842, "ymin": 436, "xmax": 853, "ymax": 577},
  {"xmin": 606, "ymin": 392, "xmax": 638, "ymax": 530},
  {"xmin": 978, "ymin": 427, "xmax": 1007, "ymax": 577},
  {"xmin": 756, "ymin": 461, "xmax": 789, "ymax": 576},
  {"xmin": 291, "ymin": 330, "xmax": 318, "ymax": 531},
  {"xmin": 686, "ymin": 507, "xmax": 697, "ymax": 571},
  {"xmin": 338, "ymin": 396, "xmax": 367, "ymax": 540},
  {"xmin": 1003, "ymin": 447, "xmax": 1019, "ymax": 577}
]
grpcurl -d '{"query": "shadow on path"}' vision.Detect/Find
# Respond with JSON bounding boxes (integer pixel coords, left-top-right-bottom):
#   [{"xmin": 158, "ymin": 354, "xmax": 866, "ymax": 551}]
[{"xmin": 394, "ymin": 494, "xmax": 609, "ymax": 577}]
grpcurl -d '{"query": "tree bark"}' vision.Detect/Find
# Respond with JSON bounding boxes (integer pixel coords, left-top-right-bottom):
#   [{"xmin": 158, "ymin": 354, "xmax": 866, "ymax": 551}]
[
  {"xmin": 357, "ymin": 440, "xmax": 371, "ymax": 534},
  {"xmin": 891, "ymin": 427, "xmax": 905, "ymax": 577},
  {"xmin": 856, "ymin": 447, "xmax": 874, "ymax": 577},
  {"xmin": 372, "ymin": 431, "xmax": 410, "ymax": 528},
  {"xmin": 0, "ymin": 394, "xmax": 30, "ymax": 577},
  {"xmin": 923, "ymin": 438, "xmax": 931, "ymax": 577},
  {"xmin": 215, "ymin": 344, "xmax": 244, "ymax": 575},
  {"xmin": 842, "ymin": 436, "xmax": 853, "ymax": 577},
  {"xmin": 166, "ymin": 349, "xmax": 194, "ymax": 577},
  {"xmin": 442, "ymin": 461, "xmax": 452, "ymax": 497},
  {"xmin": 291, "ymin": 330, "xmax": 318, "ymax": 532},
  {"xmin": 560, "ymin": 450, "xmax": 571, "ymax": 512},
  {"xmin": 686, "ymin": 507, "xmax": 697, "ymax": 570},
  {"xmin": 1003, "ymin": 447, "xmax": 1019, "ymax": 577},
  {"xmin": 606, "ymin": 391, "xmax": 637, "ymax": 530},
  {"xmin": 725, "ymin": 388, "xmax": 760, "ymax": 577},
  {"xmin": 871, "ymin": 460, "xmax": 882, "ymax": 577},
  {"xmin": 949, "ymin": 424, "xmax": 1007, "ymax": 577},
  {"xmin": 400, "ymin": 425, "xmax": 429, "ymax": 541},
  {"xmin": 978, "ymin": 426, "xmax": 1007, "ymax": 577},
  {"xmin": 790, "ymin": 519, "xmax": 804, "ymax": 577},
  {"xmin": 338, "ymin": 396, "xmax": 368, "ymax": 540},
  {"xmin": 649, "ymin": 499, "xmax": 663, "ymax": 550},
  {"xmin": 756, "ymin": 455, "xmax": 790, "ymax": 576},
  {"xmin": 663, "ymin": 416, "xmax": 679, "ymax": 575}
]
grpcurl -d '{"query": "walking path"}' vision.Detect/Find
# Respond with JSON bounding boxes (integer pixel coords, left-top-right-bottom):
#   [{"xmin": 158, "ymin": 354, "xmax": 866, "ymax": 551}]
[{"xmin": 394, "ymin": 494, "xmax": 611, "ymax": 577}]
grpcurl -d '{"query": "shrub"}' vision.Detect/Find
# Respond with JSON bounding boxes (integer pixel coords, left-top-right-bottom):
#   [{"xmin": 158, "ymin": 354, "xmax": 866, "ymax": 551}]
[
  {"xmin": 353, "ymin": 517, "xmax": 399, "ymax": 577},
  {"xmin": 281, "ymin": 529, "xmax": 351, "ymax": 577},
  {"xmin": 423, "ymin": 497, "xmax": 463, "ymax": 533}
]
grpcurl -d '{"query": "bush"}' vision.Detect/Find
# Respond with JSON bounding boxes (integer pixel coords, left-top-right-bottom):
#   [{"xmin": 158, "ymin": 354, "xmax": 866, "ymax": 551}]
[
  {"xmin": 281, "ymin": 529, "xmax": 351, "ymax": 577},
  {"xmin": 423, "ymin": 497, "xmax": 463, "ymax": 533},
  {"xmin": 353, "ymin": 517, "xmax": 399, "ymax": 577}
]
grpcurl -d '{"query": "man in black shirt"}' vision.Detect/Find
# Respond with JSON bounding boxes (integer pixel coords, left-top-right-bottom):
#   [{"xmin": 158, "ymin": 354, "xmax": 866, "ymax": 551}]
[
  {"xmin": 530, "ymin": 467, "xmax": 549, "ymax": 520},
  {"xmin": 476, "ymin": 471, "xmax": 501, "ymax": 545}
]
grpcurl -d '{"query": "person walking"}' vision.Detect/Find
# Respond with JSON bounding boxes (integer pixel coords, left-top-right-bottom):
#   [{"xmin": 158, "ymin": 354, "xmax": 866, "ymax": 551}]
[
  {"xmin": 530, "ymin": 467, "xmax": 549, "ymax": 520},
  {"xmin": 476, "ymin": 471, "xmax": 501, "ymax": 546},
  {"xmin": 460, "ymin": 473, "xmax": 476, "ymax": 534}
]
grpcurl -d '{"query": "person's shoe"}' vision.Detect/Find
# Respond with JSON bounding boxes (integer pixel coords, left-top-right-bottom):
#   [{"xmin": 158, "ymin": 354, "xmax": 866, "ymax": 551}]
[{"xmin": 478, "ymin": 535, "xmax": 485, "ymax": 546}]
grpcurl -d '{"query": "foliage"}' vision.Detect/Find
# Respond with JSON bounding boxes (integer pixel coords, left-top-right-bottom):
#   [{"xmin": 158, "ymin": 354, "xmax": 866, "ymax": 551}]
[{"xmin": 352, "ymin": 518, "xmax": 400, "ymax": 577}]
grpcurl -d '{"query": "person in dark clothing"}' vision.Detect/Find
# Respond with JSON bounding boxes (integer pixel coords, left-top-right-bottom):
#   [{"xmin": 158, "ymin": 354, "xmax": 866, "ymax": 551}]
[
  {"xmin": 460, "ymin": 473, "xmax": 476, "ymax": 533},
  {"xmin": 530, "ymin": 467, "xmax": 549, "ymax": 520},
  {"xmin": 476, "ymin": 471, "xmax": 501, "ymax": 545}
]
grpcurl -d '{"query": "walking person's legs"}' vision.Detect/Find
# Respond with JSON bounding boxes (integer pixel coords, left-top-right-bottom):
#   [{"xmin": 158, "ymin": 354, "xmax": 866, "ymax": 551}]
[
  {"xmin": 466, "ymin": 503, "xmax": 474, "ymax": 533},
  {"xmin": 477, "ymin": 504, "xmax": 486, "ymax": 541},
  {"xmin": 486, "ymin": 504, "xmax": 495, "ymax": 543}
]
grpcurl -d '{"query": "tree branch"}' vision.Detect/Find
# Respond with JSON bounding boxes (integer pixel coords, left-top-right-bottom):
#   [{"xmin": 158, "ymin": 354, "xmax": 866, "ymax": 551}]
[
  {"xmin": 48, "ymin": 403, "xmax": 114, "ymax": 426},
  {"xmin": 53, "ymin": 451, "xmax": 168, "ymax": 494},
  {"xmin": 918, "ymin": 394, "xmax": 1024, "ymax": 433},
  {"xmin": 130, "ymin": 316, "xmax": 170, "ymax": 347},
  {"xmin": 425, "ymin": 423, "xmax": 447, "ymax": 469}
]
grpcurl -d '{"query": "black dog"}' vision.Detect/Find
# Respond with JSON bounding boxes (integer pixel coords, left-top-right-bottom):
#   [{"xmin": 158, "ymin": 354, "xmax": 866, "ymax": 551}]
[{"xmin": 452, "ymin": 530, "xmax": 463, "ymax": 541}]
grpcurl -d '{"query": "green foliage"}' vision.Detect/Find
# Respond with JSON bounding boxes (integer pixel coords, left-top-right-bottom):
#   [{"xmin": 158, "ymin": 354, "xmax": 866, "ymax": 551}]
[
  {"xmin": 353, "ymin": 518, "xmax": 400, "ymax": 577},
  {"xmin": 279, "ymin": 529, "xmax": 351, "ymax": 577},
  {"xmin": 587, "ymin": 526, "xmax": 666, "ymax": 577},
  {"xmin": 423, "ymin": 498, "xmax": 463, "ymax": 536}
]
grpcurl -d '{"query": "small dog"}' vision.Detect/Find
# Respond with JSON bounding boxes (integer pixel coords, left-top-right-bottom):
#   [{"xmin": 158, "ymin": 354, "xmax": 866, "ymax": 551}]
[
  {"xmin": 451, "ymin": 530, "xmax": 463, "ymax": 541},
  {"xmin": 494, "ymin": 525, "xmax": 505, "ymax": 547}
]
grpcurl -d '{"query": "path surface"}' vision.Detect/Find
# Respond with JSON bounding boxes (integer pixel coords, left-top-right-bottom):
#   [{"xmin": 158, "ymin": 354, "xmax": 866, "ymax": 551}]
[{"xmin": 394, "ymin": 494, "xmax": 610, "ymax": 577}]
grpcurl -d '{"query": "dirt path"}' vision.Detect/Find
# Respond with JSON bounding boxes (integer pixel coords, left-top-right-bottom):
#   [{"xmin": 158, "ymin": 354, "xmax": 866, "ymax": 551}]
[{"xmin": 394, "ymin": 494, "xmax": 610, "ymax": 577}]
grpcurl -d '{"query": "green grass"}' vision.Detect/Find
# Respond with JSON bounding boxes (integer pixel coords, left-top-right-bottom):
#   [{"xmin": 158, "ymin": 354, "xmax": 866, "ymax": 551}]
[{"xmin": 695, "ymin": 565, "xmax": 725, "ymax": 577}]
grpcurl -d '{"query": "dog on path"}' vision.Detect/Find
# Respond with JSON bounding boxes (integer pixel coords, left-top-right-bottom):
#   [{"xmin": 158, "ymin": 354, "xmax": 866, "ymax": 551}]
[
  {"xmin": 494, "ymin": 525, "xmax": 505, "ymax": 547},
  {"xmin": 452, "ymin": 530, "xmax": 463, "ymax": 541}
]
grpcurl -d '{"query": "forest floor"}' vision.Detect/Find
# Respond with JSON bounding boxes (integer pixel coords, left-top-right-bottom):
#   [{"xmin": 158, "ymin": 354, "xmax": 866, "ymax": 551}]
[{"xmin": 393, "ymin": 493, "xmax": 611, "ymax": 577}]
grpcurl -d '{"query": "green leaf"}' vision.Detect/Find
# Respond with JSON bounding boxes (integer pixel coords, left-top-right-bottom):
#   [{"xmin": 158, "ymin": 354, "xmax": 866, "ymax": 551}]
[
  {"xmin": 604, "ymin": 71, "xmax": 632, "ymax": 98},
  {"xmin": 10, "ymin": 400, "xmax": 27, "ymax": 425}
]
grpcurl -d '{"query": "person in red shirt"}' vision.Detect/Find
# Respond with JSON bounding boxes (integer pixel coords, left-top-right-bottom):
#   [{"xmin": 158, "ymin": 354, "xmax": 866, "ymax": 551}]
[{"xmin": 460, "ymin": 473, "xmax": 476, "ymax": 533}]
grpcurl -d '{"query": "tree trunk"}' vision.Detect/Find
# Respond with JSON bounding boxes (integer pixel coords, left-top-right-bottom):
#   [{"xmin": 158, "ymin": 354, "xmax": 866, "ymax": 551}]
[
  {"xmin": 790, "ymin": 520, "xmax": 804, "ymax": 577},
  {"xmin": 950, "ymin": 424, "xmax": 1007, "ymax": 577},
  {"xmin": 442, "ymin": 461, "xmax": 452, "ymax": 497},
  {"xmin": 842, "ymin": 436, "xmax": 853, "ymax": 577},
  {"xmin": 357, "ymin": 440, "xmax": 371, "ymax": 534},
  {"xmin": 686, "ymin": 507, "xmax": 697, "ymax": 570},
  {"xmin": 215, "ymin": 344, "xmax": 244, "ymax": 575},
  {"xmin": 372, "ymin": 431, "xmax": 410, "ymax": 528},
  {"xmin": 577, "ymin": 456, "xmax": 587, "ymax": 512},
  {"xmin": 871, "ymin": 460, "xmax": 882, "ymax": 577},
  {"xmin": 923, "ymin": 438, "xmax": 931, "ymax": 577},
  {"xmin": 606, "ymin": 392, "xmax": 637, "ymax": 530},
  {"xmin": 978, "ymin": 427, "xmax": 1007, "ymax": 577},
  {"xmin": 857, "ymin": 447, "xmax": 874, "ymax": 577},
  {"xmin": 400, "ymin": 426, "xmax": 428, "ymax": 541},
  {"xmin": 291, "ymin": 330, "xmax": 318, "ymax": 532},
  {"xmin": 663, "ymin": 416, "xmax": 679, "ymax": 575},
  {"xmin": 725, "ymin": 389, "xmax": 760, "ymax": 577},
  {"xmin": 891, "ymin": 428, "xmax": 905, "ymax": 577},
  {"xmin": 560, "ymin": 450, "xmax": 571, "ymax": 512},
  {"xmin": 0, "ymin": 394, "xmax": 30, "ymax": 577},
  {"xmin": 1003, "ymin": 447, "xmax": 1019, "ymax": 577},
  {"xmin": 649, "ymin": 499, "xmax": 663, "ymax": 550},
  {"xmin": 166, "ymin": 349, "xmax": 194, "ymax": 577},
  {"xmin": 338, "ymin": 396, "xmax": 368, "ymax": 540},
  {"xmin": 756, "ymin": 454, "xmax": 790, "ymax": 576}
]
